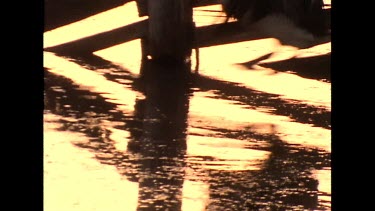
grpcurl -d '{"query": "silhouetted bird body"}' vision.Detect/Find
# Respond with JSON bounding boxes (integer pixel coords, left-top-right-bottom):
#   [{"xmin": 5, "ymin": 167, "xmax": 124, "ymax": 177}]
[
  {"xmin": 221, "ymin": 0, "xmax": 329, "ymax": 48},
  {"xmin": 221, "ymin": 0, "xmax": 328, "ymax": 35}
]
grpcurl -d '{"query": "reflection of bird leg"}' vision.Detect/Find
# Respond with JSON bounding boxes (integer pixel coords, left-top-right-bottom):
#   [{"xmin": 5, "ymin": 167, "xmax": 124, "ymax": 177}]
[
  {"xmin": 268, "ymin": 124, "xmax": 288, "ymax": 155},
  {"xmin": 194, "ymin": 47, "xmax": 200, "ymax": 73},
  {"xmin": 140, "ymin": 37, "xmax": 150, "ymax": 61},
  {"xmin": 192, "ymin": 21, "xmax": 200, "ymax": 73}
]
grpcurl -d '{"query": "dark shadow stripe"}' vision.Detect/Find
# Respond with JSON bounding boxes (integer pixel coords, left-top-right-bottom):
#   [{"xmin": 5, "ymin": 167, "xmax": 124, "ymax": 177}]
[
  {"xmin": 45, "ymin": 0, "xmax": 133, "ymax": 32},
  {"xmin": 44, "ymin": 20, "xmax": 148, "ymax": 55}
]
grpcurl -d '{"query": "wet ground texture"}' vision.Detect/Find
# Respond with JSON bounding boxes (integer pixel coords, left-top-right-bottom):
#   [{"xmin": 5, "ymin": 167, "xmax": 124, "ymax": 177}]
[{"xmin": 44, "ymin": 1, "xmax": 331, "ymax": 210}]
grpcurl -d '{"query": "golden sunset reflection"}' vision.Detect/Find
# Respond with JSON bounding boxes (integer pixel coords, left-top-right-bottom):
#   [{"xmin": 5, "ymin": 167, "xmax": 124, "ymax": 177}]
[
  {"xmin": 44, "ymin": 52, "xmax": 144, "ymax": 115},
  {"xmin": 313, "ymin": 168, "xmax": 332, "ymax": 207},
  {"xmin": 44, "ymin": 0, "xmax": 331, "ymax": 209},
  {"xmin": 196, "ymin": 41, "xmax": 331, "ymax": 109},
  {"xmin": 186, "ymin": 135, "xmax": 270, "ymax": 171},
  {"xmin": 45, "ymin": 46, "xmax": 331, "ymax": 208},
  {"xmin": 44, "ymin": 114, "xmax": 139, "ymax": 211},
  {"xmin": 107, "ymin": 127, "xmax": 131, "ymax": 152},
  {"xmin": 92, "ymin": 33, "xmax": 331, "ymax": 110},
  {"xmin": 189, "ymin": 91, "xmax": 331, "ymax": 152},
  {"xmin": 181, "ymin": 180, "xmax": 210, "ymax": 211}
]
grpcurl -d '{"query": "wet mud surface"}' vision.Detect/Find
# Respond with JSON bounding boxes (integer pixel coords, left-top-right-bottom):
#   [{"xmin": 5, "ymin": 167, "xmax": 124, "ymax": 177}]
[{"xmin": 44, "ymin": 1, "xmax": 331, "ymax": 210}]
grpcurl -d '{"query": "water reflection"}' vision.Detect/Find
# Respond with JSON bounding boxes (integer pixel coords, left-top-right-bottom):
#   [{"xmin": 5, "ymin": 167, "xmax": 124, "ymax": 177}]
[
  {"xmin": 44, "ymin": 55, "xmax": 330, "ymax": 210},
  {"xmin": 44, "ymin": 0, "xmax": 331, "ymax": 209},
  {"xmin": 126, "ymin": 61, "xmax": 192, "ymax": 210},
  {"xmin": 201, "ymin": 128, "xmax": 330, "ymax": 210}
]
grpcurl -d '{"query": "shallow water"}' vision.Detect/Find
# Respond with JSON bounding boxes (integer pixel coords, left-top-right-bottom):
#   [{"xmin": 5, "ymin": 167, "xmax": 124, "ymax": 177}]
[{"xmin": 44, "ymin": 2, "xmax": 331, "ymax": 210}]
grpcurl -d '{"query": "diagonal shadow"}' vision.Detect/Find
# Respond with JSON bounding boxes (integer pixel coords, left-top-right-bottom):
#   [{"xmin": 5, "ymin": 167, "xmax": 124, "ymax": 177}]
[
  {"xmin": 45, "ymin": 63, "xmax": 191, "ymax": 210},
  {"xmin": 45, "ymin": 0, "xmax": 331, "ymax": 56},
  {"xmin": 45, "ymin": 18, "xmax": 331, "ymax": 58},
  {"xmin": 236, "ymin": 53, "xmax": 274, "ymax": 68},
  {"xmin": 193, "ymin": 74, "xmax": 331, "ymax": 129},
  {"xmin": 44, "ymin": 20, "xmax": 149, "ymax": 55},
  {"xmin": 44, "ymin": 70, "xmax": 330, "ymax": 210},
  {"xmin": 205, "ymin": 128, "xmax": 330, "ymax": 210},
  {"xmin": 45, "ymin": 0, "xmax": 132, "ymax": 32},
  {"xmin": 238, "ymin": 53, "xmax": 331, "ymax": 82},
  {"xmin": 45, "ymin": 0, "xmax": 221, "ymax": 32},
  {"xmin": 54, "ymin": 52, "xmax": 330, "ymax": 130},
  {"xmin": 44, "ymin": 20, "xmax": 266, "ymax": 55}
]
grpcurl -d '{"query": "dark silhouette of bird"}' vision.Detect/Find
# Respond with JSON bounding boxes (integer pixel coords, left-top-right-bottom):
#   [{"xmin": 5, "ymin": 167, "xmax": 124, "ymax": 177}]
[{"xmin": 221, "ymin": 0, "xmax": 330, "ymax": 48}]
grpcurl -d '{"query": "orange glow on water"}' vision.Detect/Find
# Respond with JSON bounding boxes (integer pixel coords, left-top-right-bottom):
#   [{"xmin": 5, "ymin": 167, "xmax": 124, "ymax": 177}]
[
  {"xmin": 107, "ymin": 127, "xmax": 132, "ymax": 152},
  {"xmin": 186, "ymin": 135, "xmax": 270, "ymax": 171},
  {"xmin": 181, "ymin": 180, "xmax": 210, "ymax": 211},
  {"xmin": 196, "ymin": 40, "xmax": 331, "ymax": 109},
  {"xmin": 44, "ymin": 114, "xmax": 139, "ymax": 211},
  {"xmin": 44, "ymin": 1, "xmax": 331, "ymax": 209},
  {"xmin": 44, "ymin": 52, "xmax": 144, "ymax": 115},
  {"xmin": 189, "ymin": 91, "xmax": 331, "ymax": 152},
  {"xmin": 312, "ymin": 168, "xmax": 331, "ymax": 208}
]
